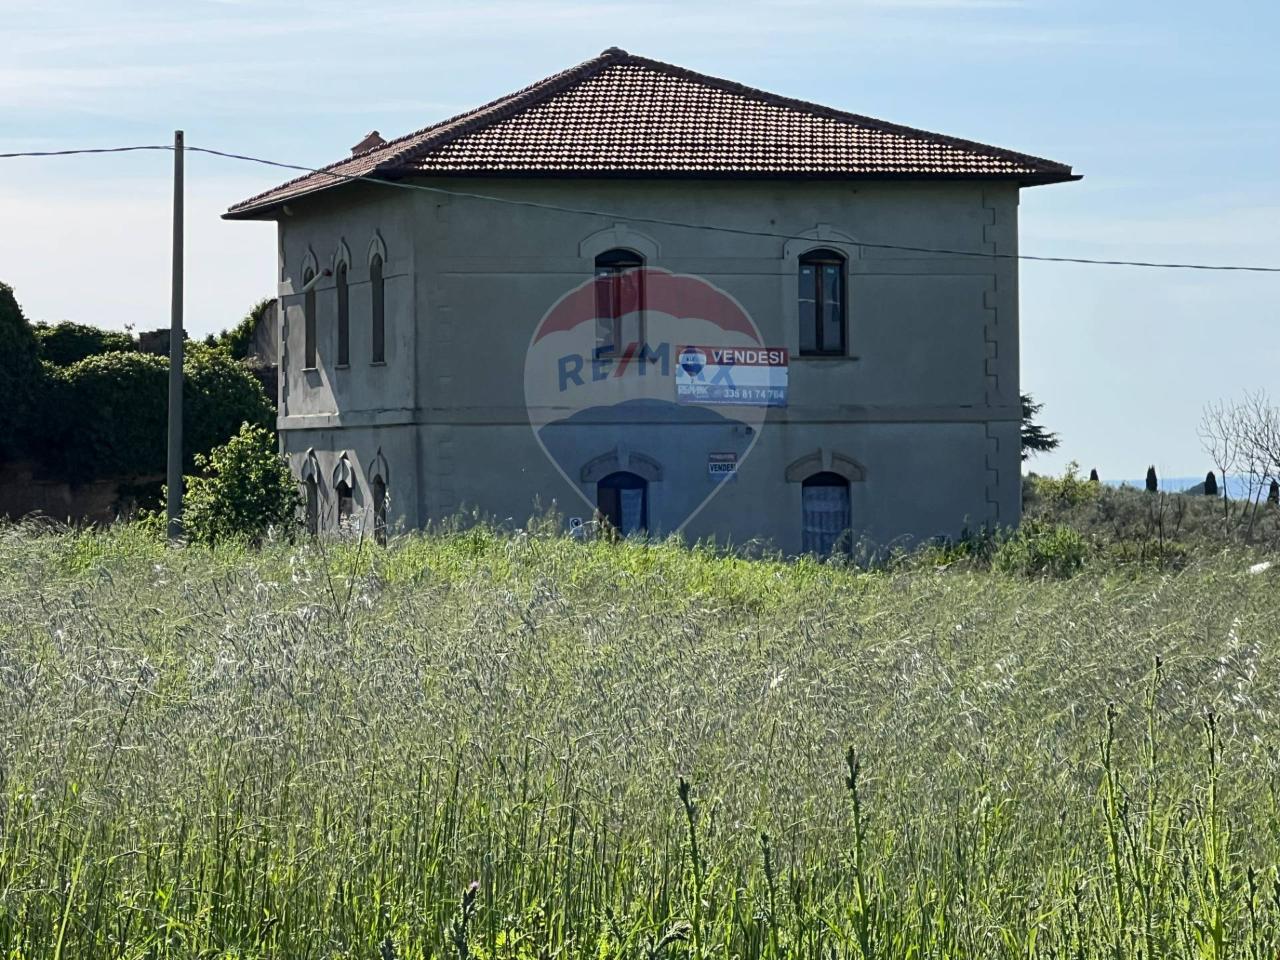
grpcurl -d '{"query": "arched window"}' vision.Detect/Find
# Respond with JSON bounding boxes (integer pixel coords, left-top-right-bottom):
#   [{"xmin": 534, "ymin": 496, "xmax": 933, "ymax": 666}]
[
  {"xmin": 335, "ymin": 261, "xmax": 350, "ymax": 366},
  {"xmin": 305, "ymin": 475, "xmax": 319, "ymax": 535},
  {"xmin": 798, "ymin": 249, "xmax": 845, "ymax": 356},
  {"xmin": 303, "ymin": 267, "xmax": 317, "ymax": 369},
  {"xmin": 371, "ymin": 475, "xmax": 388, "ymax": 545},
  {"xmin": 597, "ymin": 470, "xmax": 647, "ymax": 536},
  {"xmin": 802, "ymin": 471, "xmax": 850, "ymax": 555},
  {"xmin": 335, "ymin": 480, "xmax": 354, "ymax": 526},
  {"xmin": 594, "ymin": 249, "xmax": 644, "ymax": 359},
  {"xmin": 370, "ymin": 253, "xmax": 385, "ymax": 364}
]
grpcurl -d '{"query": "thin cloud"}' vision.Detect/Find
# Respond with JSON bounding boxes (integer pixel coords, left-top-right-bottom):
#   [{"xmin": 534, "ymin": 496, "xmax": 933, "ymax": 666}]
[
  {"xmin": 860, "ymin": 0, "xmax": 1025, "ymax": 7},
  {"xmin": 0, "ymin": 175, "xmax": 276, "ymax": 336}
]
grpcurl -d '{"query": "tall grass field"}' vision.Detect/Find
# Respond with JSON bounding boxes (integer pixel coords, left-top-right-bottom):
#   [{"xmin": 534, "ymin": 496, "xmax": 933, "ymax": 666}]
[{"xmin": 1, "ymin": 521, "xmax": 1278, "ymax": 958}]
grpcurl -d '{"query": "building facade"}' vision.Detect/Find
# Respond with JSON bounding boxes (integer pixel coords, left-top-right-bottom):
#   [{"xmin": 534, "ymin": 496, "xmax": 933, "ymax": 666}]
[{"xmin": 226, "ymin": 48, "xmax": 1076, "ymax": 553}]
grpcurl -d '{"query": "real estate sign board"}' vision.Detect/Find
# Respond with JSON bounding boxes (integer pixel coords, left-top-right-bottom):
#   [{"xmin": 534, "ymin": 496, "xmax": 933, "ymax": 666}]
[{"xmin": 675, "ymin": 346, "xmax": 788, "ymax": 407}]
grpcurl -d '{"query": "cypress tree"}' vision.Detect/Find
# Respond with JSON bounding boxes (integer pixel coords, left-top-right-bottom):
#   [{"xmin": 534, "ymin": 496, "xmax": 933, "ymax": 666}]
[
  {"xmin": 1089, "ymin": 468, "xmax": 1099, "ymax": 483},
  {"xmin": 1145, "ymin": 466, "xmax": 1158, "ymax": 492},
  {"xmin": 1204, "ymin": 471, "xmax": 1218, "ymax": 496},
  {"xmin": 1269, "ymin": 480, "xmax": 1279, "ymax": 505},
  {"xmin": 1020, "ymin": 394, "xmax": 1060, "ymax": 461}
]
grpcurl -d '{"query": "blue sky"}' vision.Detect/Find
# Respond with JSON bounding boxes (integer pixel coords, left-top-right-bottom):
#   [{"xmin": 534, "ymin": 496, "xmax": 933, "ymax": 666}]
[{"xmin": 3, "ymin": 0, "xmax": 1277, "ymax": 479}]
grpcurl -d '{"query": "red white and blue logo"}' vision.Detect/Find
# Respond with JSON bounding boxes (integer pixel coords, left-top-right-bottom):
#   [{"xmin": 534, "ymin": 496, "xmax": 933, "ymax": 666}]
[{"xmin": 524, "ymin": 267, "xmax": 780, "ymax": 532}]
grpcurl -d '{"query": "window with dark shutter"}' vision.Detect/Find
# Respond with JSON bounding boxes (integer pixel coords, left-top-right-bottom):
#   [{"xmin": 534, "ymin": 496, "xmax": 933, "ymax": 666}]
[
  {"xmin": 303, "ymin": 267, "xmax": 317, "ymax": 369},
  {"xmin": 370, "ymin": 253, "xmax": 385, "ymax": 364},
  {"xmin": 336, "ymin": 262, "xmax": 349, "ymax": 366},
  {"xmin": 593, "ymin": 249, "xmax": 644, "ymax": 359},
  {"xmin": 798, "ymin": 250, "xmax": 845, "ymax": 356}
]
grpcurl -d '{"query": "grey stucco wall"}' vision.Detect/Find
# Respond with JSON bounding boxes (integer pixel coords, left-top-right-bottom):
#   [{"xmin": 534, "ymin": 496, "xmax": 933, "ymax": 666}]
[{"xmin": 273, "ymin": 177, "xmax": 1023, "ymax": 552}]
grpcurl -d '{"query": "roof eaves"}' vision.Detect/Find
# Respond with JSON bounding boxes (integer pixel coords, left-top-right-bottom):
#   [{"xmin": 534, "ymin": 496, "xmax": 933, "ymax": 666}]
[
  {"xmin": 221, "ymin": 170, "xmax": 400, "ymax": 221},
  {"xmin": 400, "ymin": 168, "xmax": 1080, "ymax": 185},
  {"xmin": 225, "ymin": 49, "xmax": 626, "ymax": 217},
  {"xmin": 222, "ymin": 168, "xmax": 1082, "ymax": 221}
]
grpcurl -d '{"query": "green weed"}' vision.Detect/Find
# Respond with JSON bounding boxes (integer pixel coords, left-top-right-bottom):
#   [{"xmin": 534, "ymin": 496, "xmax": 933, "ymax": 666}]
[{"xmin": 0, "ymin": 521, "xmax": 1277, "ymax": 956}]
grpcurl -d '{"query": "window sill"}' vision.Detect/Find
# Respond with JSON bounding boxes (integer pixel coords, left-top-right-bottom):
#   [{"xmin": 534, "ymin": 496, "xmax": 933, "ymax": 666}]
[
  {"xmin": 369, "ymin": 361, "xmax": 387, "ymax": 367},
  {"xmin": 303, "ymin": 366, "xmax": 318, "ymax": 372},
  {"xmin": 335, "ymin": 363, "xmax": 350, "ymax": 370}
]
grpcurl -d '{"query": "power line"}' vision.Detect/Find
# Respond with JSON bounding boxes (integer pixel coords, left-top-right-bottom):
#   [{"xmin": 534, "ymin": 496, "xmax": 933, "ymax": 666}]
[
  {"xmin": 184, "ymin": 147, "xmax": 1280, "ymax": 275},
  {"xmin": 5, "ymin": 141, "xmax": 1280, "ymax": 274},
  {"xmin": 0, "ymin": 144, "xmax": 172, "ymax": 159}
]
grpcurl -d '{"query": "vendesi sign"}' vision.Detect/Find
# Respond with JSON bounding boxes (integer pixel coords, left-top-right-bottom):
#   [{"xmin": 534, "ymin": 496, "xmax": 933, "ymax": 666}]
[
  {"xmin": 708, "ymin": 452, "xmax": 738, "ymax": 479},
  {"xmin": 675, "ymin": 346, "xmax": 788, "ymax": 407}
]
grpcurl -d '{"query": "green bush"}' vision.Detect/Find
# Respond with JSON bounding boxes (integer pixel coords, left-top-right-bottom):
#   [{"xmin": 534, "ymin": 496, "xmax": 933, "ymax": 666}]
[
  {"xmin": 213, "ymin": 298, "xmax": 272, "ymax": 360},
  {"xmin": 33, "ymin": 320, "xmax": 135, "ymax": 366},
  {"xmin": 182, "ymin": 422, "xmax": 300, "ymax": 545},
  {"xmin": 184, "ymin": 343, "xmax": 274, "ymax": 461},
  {"xmin": 1025, "ymin": 461, "xmax": 1100, "ymax": 508},
  {"xmin": 992, "ymin": 519, "xmax": 1089, "ymax": 578},
  {"xmin": 41, "ymin": 344, "xmax": 274, "ymax": 481},
  {"xmin": 1102, "ymin": 537, "xmax": 1193, "ymax": 569},
  {"xmin": 0, "ymin": 282, "xmax": 40, "ymax": 460},
  {"xmin": 42, "ymin": 351, "xmax": 168, "ymax": 478},
  {"xmin": 899, "ymin": 525, "xmax": 1006, "ymax": 570},
  {"xmin": 1026, "ymin": 465, "xmax": 1280, "ymax": 557}
]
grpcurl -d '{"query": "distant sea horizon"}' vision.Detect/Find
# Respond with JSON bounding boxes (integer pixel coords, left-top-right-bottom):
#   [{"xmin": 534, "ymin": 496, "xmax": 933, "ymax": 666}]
[{"xmin": 1106, "ymin": 475, "xmax": 1262, "ymax": 500}]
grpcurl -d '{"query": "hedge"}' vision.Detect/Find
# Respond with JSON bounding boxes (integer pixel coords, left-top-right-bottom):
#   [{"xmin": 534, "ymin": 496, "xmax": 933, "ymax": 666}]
[
  {"xmin": 33, "ymin": 321, "xmax": 136, "ymax": 366},
  {"xmin": 39, "ymin": 344, "xmax": 274, "ymax": 481}
]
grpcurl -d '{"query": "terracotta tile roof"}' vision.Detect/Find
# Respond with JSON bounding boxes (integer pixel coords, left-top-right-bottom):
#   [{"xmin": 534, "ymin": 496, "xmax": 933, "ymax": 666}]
[{"xmin": 226, "ymin": 48, "xmax": 1076, "ymax": 218}]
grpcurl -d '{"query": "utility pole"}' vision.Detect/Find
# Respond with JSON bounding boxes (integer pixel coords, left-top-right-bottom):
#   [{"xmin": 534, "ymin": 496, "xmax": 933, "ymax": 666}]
[{"xmin": 166, "ymin": 129, "xmax": 184, "ymax": 541}]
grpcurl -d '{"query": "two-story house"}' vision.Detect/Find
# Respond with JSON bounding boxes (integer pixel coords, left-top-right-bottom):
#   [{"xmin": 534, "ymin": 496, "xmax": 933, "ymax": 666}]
[{"xmin": 224, "ymin": 47, "xmax": 1077, "ymax": 553}]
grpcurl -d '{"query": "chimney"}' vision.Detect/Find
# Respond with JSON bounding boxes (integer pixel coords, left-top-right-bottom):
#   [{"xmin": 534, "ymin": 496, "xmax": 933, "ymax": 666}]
[{"xmin": 351, "ymin": 130, "xmax": 387, "ymax": 156}]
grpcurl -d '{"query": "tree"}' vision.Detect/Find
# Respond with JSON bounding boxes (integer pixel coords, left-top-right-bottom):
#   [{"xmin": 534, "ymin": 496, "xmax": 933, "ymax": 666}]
[
  {"xmin": 33, "ymin": 321, "xmax": 135, "ymax": 366},
  {"xmin": 1199, "ymin": 391, "xmax": 1280, "ymax": 529},
  {"xmin": 184, "ymin": 343, "xmax": 275, "ymax": 462},
  {"xmin": 0, "ymin": 282, "xmax": 40, "ymax": 461},
  {"xmin": 1204, "ymin": 471, "xmax": 1218, "ymax": 496},
  {"xmin": 182, "ymin": 422, "xmax": 300, "ymax": 545},
  {"xmin": 1199, "ymin": 398, "xmax": 1242, "ymax": 518},
  {"xmin": 1237, "ymin": 392, "xmax": 1280, "ymax": 486},
  {"xmin": 1020, "ymin": 393, "xmax": 1060, "ymax": 462},
  {"xmin": 214, "ymin": 297, "xmax": 273, "ymax": 360},
  {"xmin": 1145, "ymin": 466, "xmax": 1158, "ymax": 493},
  {"xmin": 1089, "ymin": 468, "xmax": 1100, "ymax": 482}
]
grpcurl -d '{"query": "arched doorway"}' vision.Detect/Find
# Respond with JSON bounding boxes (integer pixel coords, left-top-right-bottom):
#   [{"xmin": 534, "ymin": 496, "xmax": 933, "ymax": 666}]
[
  {"xmin": 597, "ymin": 471, "xmax": 647, "ymax": 536},
  {"xmin": 802, "ymin": 471, "xmax": 851, "ymax": 555}
]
